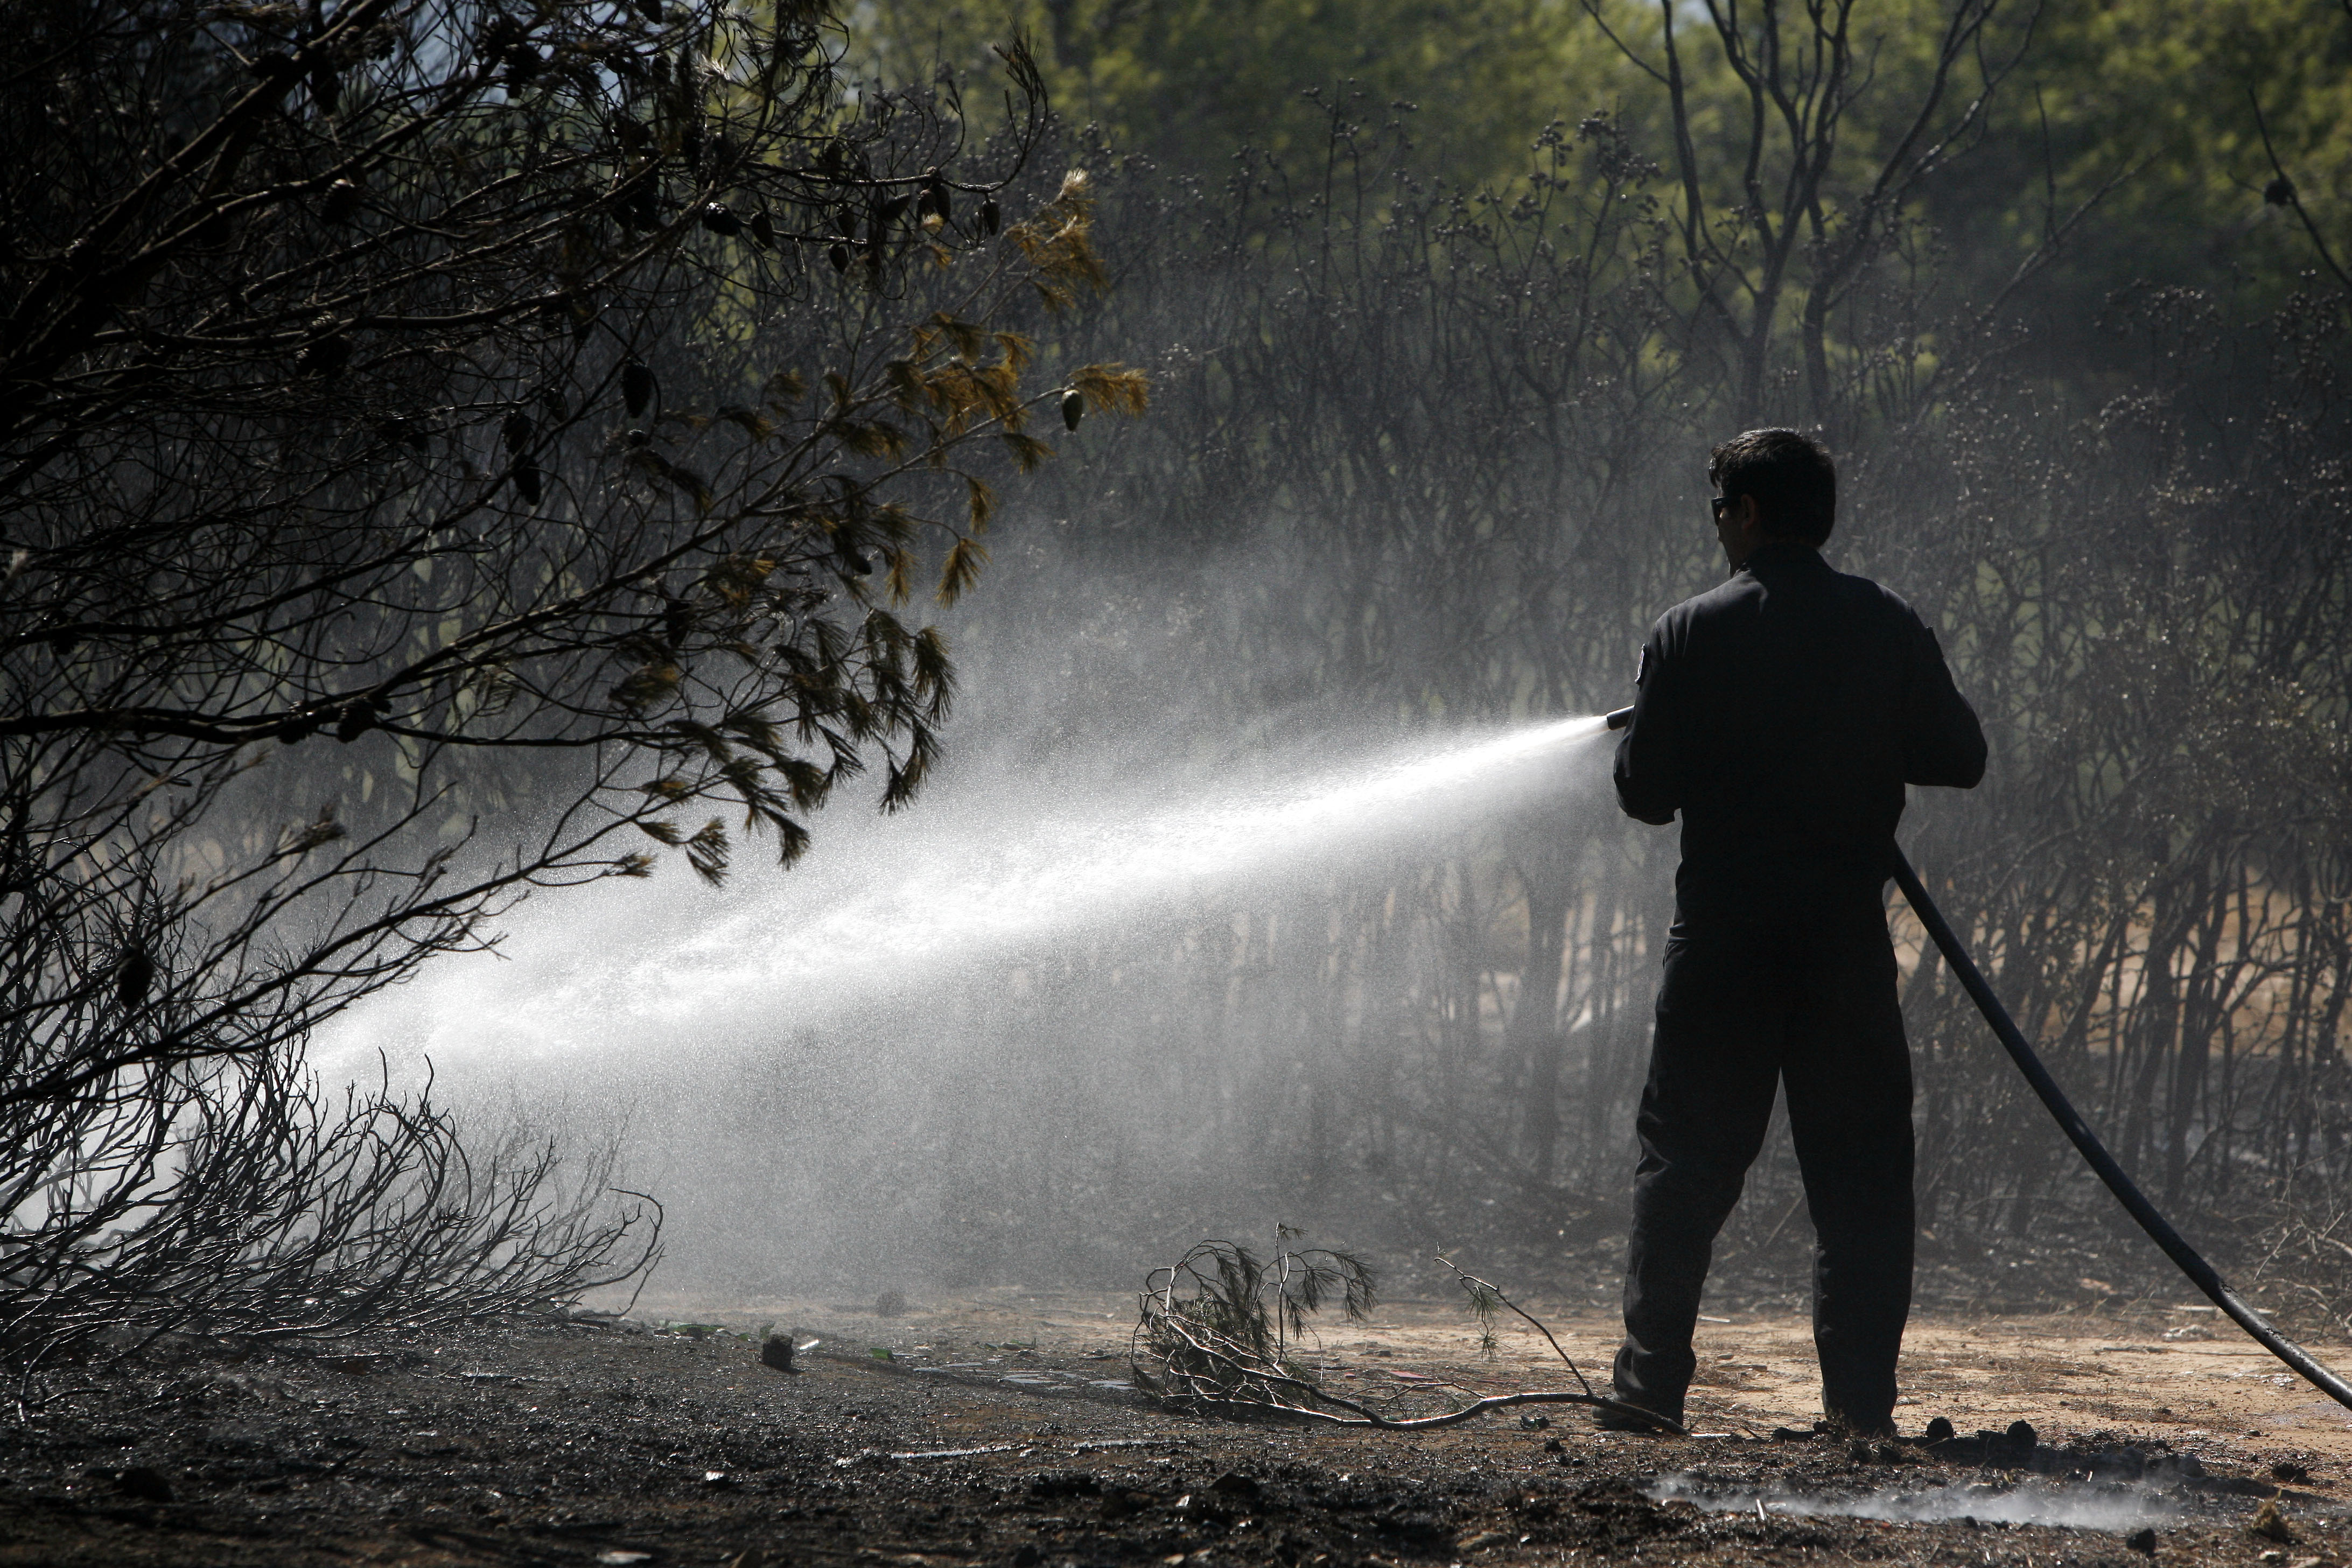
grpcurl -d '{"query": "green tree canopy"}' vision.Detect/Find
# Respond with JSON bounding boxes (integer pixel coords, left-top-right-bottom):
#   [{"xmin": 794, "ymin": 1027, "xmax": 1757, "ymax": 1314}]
[{"xmin": 852, "ymin": 0, "xmax": 2352, "ymax": 342}]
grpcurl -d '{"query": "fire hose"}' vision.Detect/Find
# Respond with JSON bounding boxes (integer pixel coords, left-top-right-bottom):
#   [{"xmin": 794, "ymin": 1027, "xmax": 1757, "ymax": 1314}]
[{"xmin": 1602, "ymin": 703, "xmax": 2352, "ymax": 1412}]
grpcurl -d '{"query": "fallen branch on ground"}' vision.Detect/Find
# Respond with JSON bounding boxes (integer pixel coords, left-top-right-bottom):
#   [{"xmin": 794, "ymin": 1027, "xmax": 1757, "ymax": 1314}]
[{"xmin": 1128, "ymin": 1233, "xmax": 1683, "ymax": 1433}]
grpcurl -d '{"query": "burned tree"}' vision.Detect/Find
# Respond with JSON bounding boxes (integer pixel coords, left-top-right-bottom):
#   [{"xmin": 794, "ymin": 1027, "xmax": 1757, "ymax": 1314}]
[{"xmin": 0, "ymin": 0, "xmax": 1140, "ymax": 1361}]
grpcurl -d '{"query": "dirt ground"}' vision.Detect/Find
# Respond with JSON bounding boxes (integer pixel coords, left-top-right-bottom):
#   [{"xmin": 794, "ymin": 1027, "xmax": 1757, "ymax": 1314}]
[{"xmin": 5, "ymin": 1288, "xmax": 2350, "ymax": 1567}]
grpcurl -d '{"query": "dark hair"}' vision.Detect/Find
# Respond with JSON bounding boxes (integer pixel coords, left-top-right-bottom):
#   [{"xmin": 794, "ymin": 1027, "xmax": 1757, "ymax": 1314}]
[{"xmin": 1708, "ymin": 428, "xmax": 1837, "ymax": 546}]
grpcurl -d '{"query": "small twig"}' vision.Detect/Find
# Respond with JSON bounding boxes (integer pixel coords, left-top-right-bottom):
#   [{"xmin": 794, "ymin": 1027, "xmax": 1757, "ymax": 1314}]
[
  {"xmin": 1436, "ymin": 1254, "xmax": 1598, "ymax": 1399},
  {"xmin": 2249, "ymin": 88, "xmax": 2352, "ymax": 294},
  {"xmin": 1754, "ymin": 1193, "xmax": 1808, "ymax": 1254}
]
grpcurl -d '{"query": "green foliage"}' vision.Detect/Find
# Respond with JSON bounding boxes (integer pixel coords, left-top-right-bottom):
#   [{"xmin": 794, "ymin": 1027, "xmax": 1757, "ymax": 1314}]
[
  {"xmin": 851, "ymin": 0, "xmax": 1636, "ymax": 193},
  {"xmin": 854, "ymin": 0, "xmax": 2352, "ymax": 379},
  {"xmin": 1912, "ymin": 0, "xmax": 2352, "ymax": 345}
]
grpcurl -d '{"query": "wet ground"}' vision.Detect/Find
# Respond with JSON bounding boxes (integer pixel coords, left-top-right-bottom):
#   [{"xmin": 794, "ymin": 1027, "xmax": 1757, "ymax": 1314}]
[{"xmin": 4, "ymin": 1290, "xmax": 2348, "ymax": 1566}]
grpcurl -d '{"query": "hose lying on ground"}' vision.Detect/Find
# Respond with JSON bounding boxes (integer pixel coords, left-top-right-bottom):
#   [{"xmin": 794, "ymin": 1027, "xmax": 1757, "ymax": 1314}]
[{"xmin": 1600, "ymin": 701, "xmax": 2352, "ymax": 1410}]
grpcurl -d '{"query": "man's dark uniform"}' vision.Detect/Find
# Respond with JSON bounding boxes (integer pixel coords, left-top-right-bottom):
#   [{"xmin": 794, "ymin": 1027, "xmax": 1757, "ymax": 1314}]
[{"xmin": 1611, "ymin": 540, "xmax": 1986, "ymax": 1430}]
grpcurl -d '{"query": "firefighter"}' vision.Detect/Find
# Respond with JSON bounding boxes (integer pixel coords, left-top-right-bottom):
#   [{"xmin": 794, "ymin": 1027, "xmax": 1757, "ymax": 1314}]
[{"xmin": 1607, "ymin": 428, "xmax": 1987, "ymax": 1436}]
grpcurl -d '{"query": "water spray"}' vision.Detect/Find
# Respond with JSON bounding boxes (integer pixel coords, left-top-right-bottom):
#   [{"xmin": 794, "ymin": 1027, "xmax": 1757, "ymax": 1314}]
[
  {"xmin": 327, "ymin": 710, "xmax": 1616, "ymax": 1074},
  {"xmin": 1604, "ymin": 703, "xmax": 2352, "ymax": 1413}
]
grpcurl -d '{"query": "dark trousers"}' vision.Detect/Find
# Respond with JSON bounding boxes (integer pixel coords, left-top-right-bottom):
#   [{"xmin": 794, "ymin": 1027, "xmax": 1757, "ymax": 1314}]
[{"xmin": 1613, "ymin": 900, "xmax": 1914, "ymax": 1429}]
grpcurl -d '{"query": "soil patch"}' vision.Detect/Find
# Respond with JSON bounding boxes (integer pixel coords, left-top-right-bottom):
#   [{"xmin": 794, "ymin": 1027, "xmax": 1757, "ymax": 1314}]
[{"xmin": 3, "ymin": 1294, "xmax": 2347, "ymax": 1566}]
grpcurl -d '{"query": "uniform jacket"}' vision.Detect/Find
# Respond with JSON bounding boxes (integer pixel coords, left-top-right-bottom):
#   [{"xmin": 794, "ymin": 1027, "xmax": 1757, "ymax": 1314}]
[{"xmin": 1613, "ymin": 541, "xmax": 1987, "ymax": 926}]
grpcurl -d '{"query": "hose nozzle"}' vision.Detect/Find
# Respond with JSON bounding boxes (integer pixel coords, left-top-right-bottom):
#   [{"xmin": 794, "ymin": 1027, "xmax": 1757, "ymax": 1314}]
[{"xmin": 1605, "ymin": 705, "xmax": 1634, "ymax": 731}]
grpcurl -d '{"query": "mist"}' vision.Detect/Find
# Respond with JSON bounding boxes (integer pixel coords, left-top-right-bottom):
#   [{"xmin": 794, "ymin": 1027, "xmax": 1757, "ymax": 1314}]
[
  {"xmin": 319, "ymin": 108, "xmax": 2352, "ymax": 1319},
  {"xmin": 321, "ymin": 582, "xmax": 1631, "ymax": 1297},
  {"xmin": 218, "ymin": 15, "xmax": 2352, "ymax": 1331}
]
